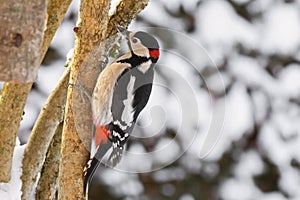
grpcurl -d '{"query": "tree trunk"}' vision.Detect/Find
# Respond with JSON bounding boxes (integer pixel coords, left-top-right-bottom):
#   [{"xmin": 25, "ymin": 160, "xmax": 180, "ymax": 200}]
[
  {"xmin": 58, "ymin": 0, "xmax": 111, "ymax": 198},
  {"xmin": 0, "ymin": 0, "xmax": 47, "ymax": 183},
  {"xmin": 58, "ymin": 0, "xmax": 149, "ymax": 199},
  {"xmin": 0, "ymin": 0, "xmax": 47, "ymax": 82},
  {"xmin": 0, "ymin": 0, "xmax": 71, "ymax": 184}
]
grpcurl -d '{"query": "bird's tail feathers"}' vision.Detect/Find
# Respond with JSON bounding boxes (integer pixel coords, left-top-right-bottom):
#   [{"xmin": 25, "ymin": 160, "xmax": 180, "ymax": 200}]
[{"xmin": 84, "ymin": 141, "xmax": 111, "ymax": 198}]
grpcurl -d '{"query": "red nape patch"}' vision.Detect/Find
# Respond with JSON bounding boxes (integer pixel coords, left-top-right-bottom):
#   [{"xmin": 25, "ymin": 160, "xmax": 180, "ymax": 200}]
[
  {"xmin": 95, "ymin": 125, "xmax": 110, "ymax": 147},
  {"xmin": 149, "ymin": 49, "xmax": 160, "ymax": 59}
]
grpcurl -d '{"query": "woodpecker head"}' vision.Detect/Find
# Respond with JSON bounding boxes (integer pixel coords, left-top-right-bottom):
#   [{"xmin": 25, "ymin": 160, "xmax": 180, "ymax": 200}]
[{"xmin": 117, "ymin": 26, "xmax": 160, "ymax": 63}]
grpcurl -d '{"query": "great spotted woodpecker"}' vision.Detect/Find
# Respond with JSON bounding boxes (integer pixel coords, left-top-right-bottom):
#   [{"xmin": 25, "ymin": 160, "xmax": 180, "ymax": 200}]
[{"xmin": 84, "ymin": 26, "xmax": 160, "ymax": 195}]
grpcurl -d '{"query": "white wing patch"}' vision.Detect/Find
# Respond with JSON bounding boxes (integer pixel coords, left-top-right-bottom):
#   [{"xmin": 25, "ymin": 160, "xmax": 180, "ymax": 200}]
[
  {"xmin": 138, "ymin": 60, "xmax": 151, "ymax": 74},
  {"xmin": 121, "ymin": 75, "xmax": 136, "ymax": 127}
]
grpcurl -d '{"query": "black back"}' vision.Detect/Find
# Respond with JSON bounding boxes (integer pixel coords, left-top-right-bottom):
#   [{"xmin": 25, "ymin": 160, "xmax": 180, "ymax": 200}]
[{"xmin": 110, "ymin": 64, "xmax": 154, "ymax": 137}]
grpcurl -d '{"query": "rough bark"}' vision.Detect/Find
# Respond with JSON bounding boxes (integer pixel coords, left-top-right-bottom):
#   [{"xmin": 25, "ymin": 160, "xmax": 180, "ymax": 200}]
[
  {"xmin": 21, "ymin": 67, "xmax": 70, "ymax": 200},
  {"xmin": 0, "ymin": 0, "xmax": 47, "ymax": 82},
  {"xmin": 36, "ymin": 122, "xmax": 63, "ymax": 200},
  {"xmin": 41, "ymin": 0, "xmax": 73, "ymax": 60},
  {"xmin": 58, "ymin": 0, "xmax": 149, "ymax": 199},
  {"xmin": 0, "ymin": 83, "xmax": 32, "ymax": 182},
  {"xmin": 0, "ymin": 0, "xmax": 47, "ymax": 183},
  {"xmin": 58, "ymin": 0, "xmax": 111, "ymax": 198},
  {"xmin": 106, "ymin": 0, "xmax": 149, "ymax": 37},
  {"xmin": 0, "ymin": 0, "xmax": 71, "ymax": 184}
]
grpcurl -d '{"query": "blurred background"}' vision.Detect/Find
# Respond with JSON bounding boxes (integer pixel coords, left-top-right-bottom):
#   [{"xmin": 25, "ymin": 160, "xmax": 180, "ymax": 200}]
[{"xmin": 19, "ymin": 0, "xmax": 300, "ymax": 199}]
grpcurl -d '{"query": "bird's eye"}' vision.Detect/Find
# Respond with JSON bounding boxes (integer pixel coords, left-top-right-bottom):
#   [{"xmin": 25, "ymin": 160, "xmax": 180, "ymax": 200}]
[{"xmin": 132, "ymin": 38, "xmax": 138, "ymax": 43}]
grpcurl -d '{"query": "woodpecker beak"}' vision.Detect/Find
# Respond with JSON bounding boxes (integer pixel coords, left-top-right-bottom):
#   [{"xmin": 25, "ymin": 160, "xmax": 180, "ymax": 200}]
[{"xmin": 116, "ymin": 25, "xmax": 131, "ymax": 37}]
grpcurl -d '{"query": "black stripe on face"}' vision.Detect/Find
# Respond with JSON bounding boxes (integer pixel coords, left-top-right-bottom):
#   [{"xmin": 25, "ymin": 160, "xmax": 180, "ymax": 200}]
[{"xmin": 117, "ymin": 54, "xmax": 150, "ymax": 67}]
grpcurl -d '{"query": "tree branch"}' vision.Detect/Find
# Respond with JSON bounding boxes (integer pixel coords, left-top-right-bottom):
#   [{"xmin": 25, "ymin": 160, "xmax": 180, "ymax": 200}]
[
  {"xmin": 106, "ymin": 0, "xmax": 149, "ymax": 37},
  {"xmin": 0, "ymin": 83, "xmax": 31, "ymax": 182},
  {"xmin": 21, "ymin": 67, "xmax": 70, "ymax": 200},
  {"xmin": 0, "ymin": 0, "xmax": 71, "ymax": 187},
  {"xmin": 36, "ymin": 122, "xmax": 63, "ymax": 200}
]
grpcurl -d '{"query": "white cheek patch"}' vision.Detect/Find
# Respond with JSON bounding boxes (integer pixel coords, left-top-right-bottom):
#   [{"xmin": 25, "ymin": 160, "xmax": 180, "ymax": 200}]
[
  {"xmin": 121, "ymin": 75, "xmax": 136, "ymax": 127},
  {"xmin": 132, "ymin": 44, "xmax": 149, "ymax": 57},
  {"xmin": 138, "ymin": 60, "xmax": 152, "ymax": 74}
]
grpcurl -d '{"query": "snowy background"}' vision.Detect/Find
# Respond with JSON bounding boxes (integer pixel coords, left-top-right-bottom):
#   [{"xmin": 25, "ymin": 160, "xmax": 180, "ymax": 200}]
[{"xmin": 6, "ymin": 0, "xmax": 300, "ymax": 199}]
